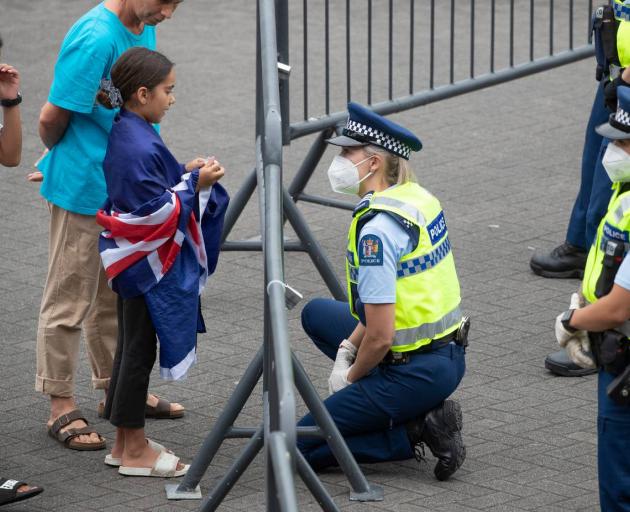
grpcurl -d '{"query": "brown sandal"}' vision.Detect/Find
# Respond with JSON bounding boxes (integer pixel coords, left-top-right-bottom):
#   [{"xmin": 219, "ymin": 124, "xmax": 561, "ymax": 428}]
[
  {"xmin": 48, "ymin": 410, "xmax": 106, "ymax": 451},
  {"xmin": 145, "ymin": 397, "xmax": 184, "ymax": 419}
]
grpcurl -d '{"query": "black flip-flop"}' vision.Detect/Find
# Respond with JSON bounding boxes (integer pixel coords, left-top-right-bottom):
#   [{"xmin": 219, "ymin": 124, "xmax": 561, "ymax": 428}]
[{"xmin": 0, "ymin": 477, "xmax": 43, "ymax": 506}]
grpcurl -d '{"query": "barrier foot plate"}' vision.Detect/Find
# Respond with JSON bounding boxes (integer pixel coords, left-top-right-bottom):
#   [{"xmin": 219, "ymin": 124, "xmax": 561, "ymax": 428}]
[
  {"xmin": 165, "ymin": 484, "xmax": 202, "ymax": 500},
  {"xmin": 349, "ymin": 485, "xmax": 384, "ymax": 502}
]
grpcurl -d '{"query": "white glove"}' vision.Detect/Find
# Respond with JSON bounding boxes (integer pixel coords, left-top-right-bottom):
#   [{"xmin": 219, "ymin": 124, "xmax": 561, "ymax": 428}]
[
  {"xmin": 328, "ymin": 365, "xmax": 352, "ymax": 394},
  {"xmin": 336, "ymin": 339, "xmax": 357, "ymax": 364},
  {"xmin": 565, "ymin": 333, "xmax": 597, "ymax": 369},
  {"xmin": 569, "ymin": 292, "xmax": 585, "ymax": 310},
  {"xmin": 555, "ymin": 312, "xmax": 578, "ymax": 347}
]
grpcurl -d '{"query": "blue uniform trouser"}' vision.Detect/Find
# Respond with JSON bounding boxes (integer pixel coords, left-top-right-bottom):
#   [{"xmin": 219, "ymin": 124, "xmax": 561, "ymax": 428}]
[
  {"xmin": 297, "ymin": 298, "xmax": 466, "ymax": 470},
  {"xmin": 566, "ymin": 81, "xmax": 613, "ymax": 250},
  {"xmin": 598, "ymin": 370, "xmax": 630, "ymax": 511}
]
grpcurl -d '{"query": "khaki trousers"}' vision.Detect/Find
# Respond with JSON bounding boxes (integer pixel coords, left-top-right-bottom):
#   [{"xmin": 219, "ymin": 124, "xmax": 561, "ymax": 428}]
[{"xmin": 36, "ymin": 203, "xmax": 117, "ymax": 397}]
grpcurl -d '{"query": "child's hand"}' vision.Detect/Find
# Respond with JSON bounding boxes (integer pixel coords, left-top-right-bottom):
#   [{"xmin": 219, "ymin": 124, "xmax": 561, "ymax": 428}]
[
  {"xmin": 185, "ymin": 157, "xmax": 207, "ymax": 172},
  {"xmin": 197, "ymin": 159, "xmax": 225, "ymax": 190},
  {"xmin": 27, "ymin": 171, "xmax": 44, "ymax": 182}
]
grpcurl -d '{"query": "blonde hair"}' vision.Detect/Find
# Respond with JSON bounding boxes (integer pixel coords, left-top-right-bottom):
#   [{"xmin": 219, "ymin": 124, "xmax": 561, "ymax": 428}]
[{"xmin": 363, "ymin": 144, "xmax": 416, "ymax": 186}]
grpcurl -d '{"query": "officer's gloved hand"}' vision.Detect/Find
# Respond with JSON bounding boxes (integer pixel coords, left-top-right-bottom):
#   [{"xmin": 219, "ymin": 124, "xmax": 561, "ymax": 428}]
[
  {"xmin": 565, "ymin": 333, "xmax": 597, "ymax": 369},
  {"xmin": 604, "ymin": 73, "xmax": 630, "ymax": 112},
  {"xmin": 555, "ymin": 293, "xmax": 585, "ymax": 346},
  {"xmin": 334, "ymin": 339, "xmax": 357, "ymax": 366},
  {"xmin": 328, "ymin": 365, "xmax": 351, "ymax": 394}
]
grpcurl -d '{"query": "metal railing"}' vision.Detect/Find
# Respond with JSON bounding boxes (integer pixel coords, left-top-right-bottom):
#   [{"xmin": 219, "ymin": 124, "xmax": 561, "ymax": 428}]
[
  {"xmin": 169, "ymin": 2, "xmax": 600, "ymax": 510},
  {"xmin": 167, "ymin": 0, "xmax": 382, "ymax": 510}
]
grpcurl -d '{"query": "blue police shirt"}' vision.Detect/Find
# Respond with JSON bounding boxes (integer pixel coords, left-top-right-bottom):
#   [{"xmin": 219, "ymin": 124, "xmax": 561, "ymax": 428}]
[
  {"xmin": 357, "ymin": 212, "xmax": 415, "ymax": 304},
  {"xmin": 614, "ymin": 252, "xmax": 630, "ymax": 291},
  {"xmin": 38, "ymin": 3, "xmax": 156, "ymax": 215}
]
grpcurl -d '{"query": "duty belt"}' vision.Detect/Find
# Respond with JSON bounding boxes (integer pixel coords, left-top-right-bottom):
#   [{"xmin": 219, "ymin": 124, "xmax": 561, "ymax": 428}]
[{"xmin": 380, "ymin": 331, "xmax": 458, "ymax": 366}]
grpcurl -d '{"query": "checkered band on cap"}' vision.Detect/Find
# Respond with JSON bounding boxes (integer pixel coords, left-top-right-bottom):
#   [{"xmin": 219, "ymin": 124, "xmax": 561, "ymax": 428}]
[
  {"xmin": 615, "ymin": 107, "xmax": 630, "ymax": 129},
  {"xmin": 345, "ymin": 120, "xmax": 412, "ymax": 159}
]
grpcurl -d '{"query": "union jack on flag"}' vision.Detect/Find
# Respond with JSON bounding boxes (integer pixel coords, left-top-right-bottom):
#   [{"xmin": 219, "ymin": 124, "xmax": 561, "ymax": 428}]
[{"xmin": 97, "ymin": 173, "xmax": 229, "ymax": 380}]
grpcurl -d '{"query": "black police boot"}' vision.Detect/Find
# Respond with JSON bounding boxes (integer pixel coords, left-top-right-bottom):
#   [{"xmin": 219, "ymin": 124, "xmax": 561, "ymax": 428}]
[
  {"xmin": 529, "ymin": 242, "xmax": 587, "ymax": 279},
  {"xmin": 406, "ymin": 400, "xmax": 466, "ymax": 481},
  {"xmin": 544, "ymin": 349, "xmax": 598, "ymax": 377}
]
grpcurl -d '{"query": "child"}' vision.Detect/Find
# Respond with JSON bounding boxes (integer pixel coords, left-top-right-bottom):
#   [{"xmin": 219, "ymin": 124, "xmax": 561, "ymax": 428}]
[{"xmin": 96, "ymin": 47, "xmax": 228, "ymax": 477}]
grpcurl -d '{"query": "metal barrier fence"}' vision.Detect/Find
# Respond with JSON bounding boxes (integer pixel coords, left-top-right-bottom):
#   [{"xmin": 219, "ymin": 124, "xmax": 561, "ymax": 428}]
[
  {"xmin": 168, "ymin": 1, "xmax": 598, "ymax": 510},
  {"xmin": 167, "ymin": 0, "xmax": 382, "ymax": 510}
]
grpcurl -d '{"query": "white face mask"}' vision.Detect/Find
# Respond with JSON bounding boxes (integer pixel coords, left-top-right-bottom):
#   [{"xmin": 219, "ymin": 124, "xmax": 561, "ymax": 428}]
[
  {"xmin": 327, "ymin": 155, "xmax": 373, "ymax": 195},
  {"xmin": 603, "ymin": 142, "xmax": 630, "ymax": 183}
]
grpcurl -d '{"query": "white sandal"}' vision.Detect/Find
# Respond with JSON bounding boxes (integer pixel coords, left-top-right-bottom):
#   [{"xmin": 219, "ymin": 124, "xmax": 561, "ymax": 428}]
[
  {"xmin": 104, "ymin": 439, "xmax": 172, "ymax": 467},
  {"xmin": 118, "ymin": 451, "xmax": 189, "ymax": 478}
]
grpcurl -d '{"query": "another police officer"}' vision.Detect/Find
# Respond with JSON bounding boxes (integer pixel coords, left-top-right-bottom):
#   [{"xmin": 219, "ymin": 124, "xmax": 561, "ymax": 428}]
[
  {"xmin": 555, "ymin": 87, "xmax": 630, "ymax": 510},
  {"xmin": 297, "ymin": 103, "xmax": 467, "ymax": 481},
  {"xmin": 543, "ymin": 1, "xmax": 630, "ymax": 377}
]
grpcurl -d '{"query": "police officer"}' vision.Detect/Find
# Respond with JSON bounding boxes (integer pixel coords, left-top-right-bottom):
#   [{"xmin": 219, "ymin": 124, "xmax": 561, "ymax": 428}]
[
  {"xmin": 555, "ymin": 87, "xmax": 630, "ymax": 510},
  {"xmin": 297, "ymin": 103, "xmax": 467, "ymax": 481},
  {"xmin": 543, "ymin": 0, "xmax": 630, "ymax": 377}
]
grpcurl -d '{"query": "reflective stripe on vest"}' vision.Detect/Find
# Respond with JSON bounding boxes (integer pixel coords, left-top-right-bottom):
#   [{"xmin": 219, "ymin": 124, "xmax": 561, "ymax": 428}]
[
  {"xmin": 613, "ymin": 194, "xmax": 630, "ymax": 223},
  {"xmin": 393, "ymin": 305, "xmax": 463, "ymax": 347},
  {"xmin": 370, "ymin": 196, "xmax": 426, "ymax": 225}
]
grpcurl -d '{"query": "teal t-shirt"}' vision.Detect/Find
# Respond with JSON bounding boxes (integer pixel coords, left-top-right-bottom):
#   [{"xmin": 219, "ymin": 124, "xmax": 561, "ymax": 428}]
[{"xmin": 38, "ymin": 2, "xmax": 156, "ymax": 215}]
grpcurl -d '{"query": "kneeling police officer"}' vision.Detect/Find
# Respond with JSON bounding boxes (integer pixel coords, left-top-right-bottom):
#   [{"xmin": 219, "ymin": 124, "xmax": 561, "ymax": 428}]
[
  {"xmin": 297, "ymin": 103, "xmax": 467, "ymax": 481},
  {"xmin": 555, "ymin": 87, "xmax": 630, "ymax": 510}
]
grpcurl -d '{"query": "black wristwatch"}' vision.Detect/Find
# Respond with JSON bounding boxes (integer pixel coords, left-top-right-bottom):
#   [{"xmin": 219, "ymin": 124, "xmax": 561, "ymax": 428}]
[
  {"xmin": 560, "ymin": 309, "xmax": 578, "ymax": 333},
  {"xmin": 1, "ymin": 92, "xmax": 22, "ymax": 108}
]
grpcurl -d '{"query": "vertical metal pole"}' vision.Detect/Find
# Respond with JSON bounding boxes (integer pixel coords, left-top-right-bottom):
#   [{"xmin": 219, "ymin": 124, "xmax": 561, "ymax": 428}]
[
  {"xmin": 490, "ymin": 0, "xmax": 495, "ymax": 73},
  {"xmin": 388, "ymin": 0, "xmax": 393, "ymax": 100},
  {"xmin": 346, "ymin": 0, "xmax": 351, "ymax": 103},
  {"xmin": 430, "ymin": 0, "xmax": 435, "ymax": 89},
  {"xmin": 470, "ymin": 0, "xmax": 475, "ymax": 79},
  {"xmin": 368, "ymin": 0, "xmax": 373, "ymax": 103},
  {"xmin": 588, "ymin": 0, "xmax": 593, "ymax": 41},
  {"xmin": 409, "ymin": 0, "xmax": 414, "ymax": 94},
  {"xmin": 276, "ymin": 0, "xmax": 290, "ymax": 145},
  {"xmin": 325, "ymin": 0, "xmax": 330, "ymax": 114},
  {"xmin": 509, "ymin": 0, "xmax": 514, "ymax": 67},
  {"xmin": 449, "ymin": 0, "xmax": 455, "ymax": 84},
  {"xmin": 529, "ymin": 0, "xmax": 534, "ymax": 62},
  {"xmin": 269, "ymin": 433, "xmax": 300, "ymax": 512},
  {"xmin": 303, "ymin": 0, "xmax": 308, "ymax": 121},
  {"xmin": 569, "ymin": 0, "xmax": 574, "ymax": 50},
  {"xmin": 549, "ymin": 0, "xmax": 554, "ymax": 56}
]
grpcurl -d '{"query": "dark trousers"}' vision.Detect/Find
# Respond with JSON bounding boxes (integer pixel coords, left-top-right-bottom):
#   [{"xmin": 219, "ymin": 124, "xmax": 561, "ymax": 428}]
[
  {"xmin": 566, "ymin": 80, "xmax": 613, "ymax": 250},
  {"xmin": 598, "ymin": 370, "xmax": 630, "ymax": 511},
  {"xmin": 103, "ymin": 295, "xmax": 157, "ymax": 429},
  {"xmin": 297, "ymin": 298, "xmax": 466, "ymax": 470}
]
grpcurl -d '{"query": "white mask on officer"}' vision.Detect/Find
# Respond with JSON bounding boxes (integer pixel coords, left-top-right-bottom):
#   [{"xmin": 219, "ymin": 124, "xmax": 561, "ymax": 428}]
[
  {"xmin": 327, "ymin": 155, "xmax": 373, "ymax": 195},
  {"xmin": 602, "ymin": 142, "xmax": 630, "ymax": 183}
]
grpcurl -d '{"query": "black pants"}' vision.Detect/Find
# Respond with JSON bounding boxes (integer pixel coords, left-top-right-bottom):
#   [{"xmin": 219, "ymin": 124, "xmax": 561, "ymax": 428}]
[{"xmin": 104, "ymin": 295, "xmax": 157, "ymax": 429}]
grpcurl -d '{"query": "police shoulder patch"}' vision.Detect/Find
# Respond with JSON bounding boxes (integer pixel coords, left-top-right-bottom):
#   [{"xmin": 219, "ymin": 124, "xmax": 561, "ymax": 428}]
[{"xmin": 359, "ymin": 234, "xmax": 384, "ymax": 266}]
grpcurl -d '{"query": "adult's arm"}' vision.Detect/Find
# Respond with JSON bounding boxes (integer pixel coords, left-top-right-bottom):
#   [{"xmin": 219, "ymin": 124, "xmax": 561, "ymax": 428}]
[
  {"xmin": 0, "ymin": 105, "xmax": 21, "ymax": 167},
  {"xmin": 347, "ymin": 303, "xmax": 395, "ymax": 382},
  {"xmin": 570, "ymin": 284, "xmax": 630, "ymax": 332},
  {"xmin": 0, "ymin": 63, "xmax": 21, "ymax": 166},
  {"xmin": 38, "ymin": 102, "xmax": 71, "ymax": 149}
]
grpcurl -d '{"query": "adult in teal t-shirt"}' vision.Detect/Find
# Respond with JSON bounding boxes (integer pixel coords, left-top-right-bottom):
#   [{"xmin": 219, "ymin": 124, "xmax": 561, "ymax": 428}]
[
  {"xmin": 38, "ymin": 2, "xmax": 156, "ymax": 214},
  {"xmin": 35, "ymin": 0, "xmax": 185, "ymax": 453}
]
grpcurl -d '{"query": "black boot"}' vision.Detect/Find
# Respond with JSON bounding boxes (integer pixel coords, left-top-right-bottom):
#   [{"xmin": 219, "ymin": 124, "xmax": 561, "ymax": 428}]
[
  {"xmin": 544, "ymin": 349, "xmax": 598, "ymax": 377},
  {"xmin": 530, "ymin": 242, "xmax": 587, "ymax": 279},
  {"xmin": 406, "ymin": 400, "xmax": 466, "ymax": 481}
]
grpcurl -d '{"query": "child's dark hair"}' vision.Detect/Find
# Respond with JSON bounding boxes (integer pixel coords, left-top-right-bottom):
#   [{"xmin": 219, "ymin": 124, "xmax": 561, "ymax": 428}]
[{"xmin": 97, "ymin": 47, "xmax": 174, "ymax": 109}]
